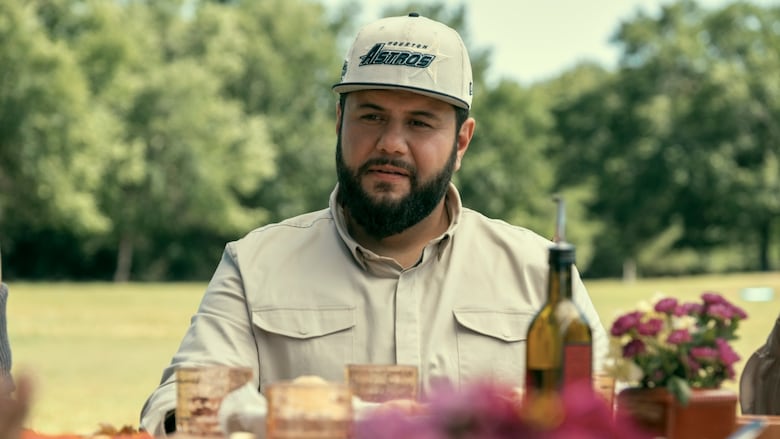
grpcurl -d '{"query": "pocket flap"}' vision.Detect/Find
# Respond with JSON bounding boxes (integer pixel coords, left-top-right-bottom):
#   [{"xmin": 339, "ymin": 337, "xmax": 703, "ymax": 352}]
[
  {"xmin": 453, "ymin": 309, "xmax": 534, "ymax": 342},
  {"xmin": 253, "ymin": 307, "xmax": 355, "ymax": 339}
]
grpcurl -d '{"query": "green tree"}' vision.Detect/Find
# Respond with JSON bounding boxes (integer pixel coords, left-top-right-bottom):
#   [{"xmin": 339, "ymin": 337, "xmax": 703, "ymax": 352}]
[
  {"xmin": 461, "ymin": 80, "xmax": 555, "ymax": 237},
  {"xmin": 104, "ymin": 60, "xmax": 275, "ymax": 281},
  {"xmin": 181, "ymin": 0, "xmax": 349, "ymax": 221},
  {"xmin": 101, "ymin": 3, "xmax": 277, "ymax": 281},
  {"xmin": 0, "ymin": 0, "xmax": 111, "ymax": 259},
  {"xmin": 676, "ymin": 2, "xmax": 780, "ymax": 271},
  {"xmin": 536, "ymin": 62, "xmax": 614, "ymax": 271},
  {"xmin": 553, "ymin": 0, "xmax": 780, "ymax": 276},
  {"xmin": 25, "ymin": 0, "xmax": 278, "ymax": 281}
]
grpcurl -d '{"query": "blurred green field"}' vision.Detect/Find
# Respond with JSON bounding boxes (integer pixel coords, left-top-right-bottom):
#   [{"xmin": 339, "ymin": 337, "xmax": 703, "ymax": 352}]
[{"xmin": 6, "ymin": 273, "xmax": 780, "ymax": 434}]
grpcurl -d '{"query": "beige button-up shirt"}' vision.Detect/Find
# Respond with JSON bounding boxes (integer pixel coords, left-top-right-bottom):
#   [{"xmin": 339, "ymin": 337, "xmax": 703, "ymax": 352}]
[{"xmin": 140, "ymin": 184, "xmax": 608, "ymax": 434}]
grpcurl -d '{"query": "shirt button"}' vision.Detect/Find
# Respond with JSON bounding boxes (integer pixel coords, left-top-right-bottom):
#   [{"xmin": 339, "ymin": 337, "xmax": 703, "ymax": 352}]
[{"xmin": 298, "ymin": 328, "xmax": 309, "ymax": 335}]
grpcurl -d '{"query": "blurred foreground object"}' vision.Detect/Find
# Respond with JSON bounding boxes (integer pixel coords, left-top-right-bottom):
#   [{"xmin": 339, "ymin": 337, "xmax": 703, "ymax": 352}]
[
  {"xmin": 353, "ymin": 379, "xmax": 651, "ymax": 439},
  {"xmin": 345, "ymin": 364, "xmax": 418, "ymax": 403},
  {"xmin": 1, "ymin": 375, "xmax": 33, "ymax": 439},
  {"xmin": 175, "ymin": 365, "xmax": 252, "ymax": 436},
  {"xmin": 265, "ymin": 378, "xmax": 352, "ymax": 439}
]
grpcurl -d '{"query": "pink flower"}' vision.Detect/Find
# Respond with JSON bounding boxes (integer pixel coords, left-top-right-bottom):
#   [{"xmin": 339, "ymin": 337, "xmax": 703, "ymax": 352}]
[
  {"xmin": 730, "ymin": 305, "xmax": 748, "ymax": 320},
  {"xmin": 637, "ymin": 318, "xmax": 663, "ymax": 336},
  {"xmin": 353, "ymin": 409, "xmax": 436, "ymax": 439},
  {"xmin": 609, "ymin": 290, "xmax": 746, "ymax": 399},
  {"xmin": 610, "ymin": 311, "xmax": 643, "ymax": 336},
  {"xmin": 715, "ymin": 338, "xmax": 740, "ymax": 366},
  {"xmin": 726, "ymin": 363, "xmax": 736, "ymax": 380},
  {"xmin": 355, "ymin": 380, "xmax": 526, "ymax": 439},
  {"xmin": 552, "ymin": 382, "xmax": 654, "ymax": 439},
  {"xmin": 701, "ymin": 292, "xmax": 727, "ymax": 305},
  {"xmin": 678, "ymin": 302, "xmax": 703, "ymax": 316},
  {"xmin": 690, "ymin": 347, "xmax": 718, "ymax": 361},
  {"xmin": 357, "ymin": 380, "xmax": 655, "ymax": 439},
  {"xmin": 425, "ymin": 380, "xmax": 530, "ymax": 438},
  {"xmin": 622, "ymin": 339, "xmax": 646, "ymax": 358},
  {"xmin": 666, "ymin": 329, "xmax": 691, "ymax": 344},
  {"xmin": 707, "ymin": 303, "xmax": 736, "ymax": 320},
  {"xmin": 654, "ymin": 297, "xmax": 678, "ymax": 314},
  {"xmin": 686, "ymin": 354, "xmax": 702, "ymax": 373},
  {"xmin": 700, "ymin": 293, "xmax": 748, "ymax": 322}
]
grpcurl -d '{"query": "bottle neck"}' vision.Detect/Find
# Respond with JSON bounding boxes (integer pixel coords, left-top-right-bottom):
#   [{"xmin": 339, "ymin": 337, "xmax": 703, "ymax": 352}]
[{"xmin": 547, "ymin": 246, "xmax": 574, "ymax": 302}]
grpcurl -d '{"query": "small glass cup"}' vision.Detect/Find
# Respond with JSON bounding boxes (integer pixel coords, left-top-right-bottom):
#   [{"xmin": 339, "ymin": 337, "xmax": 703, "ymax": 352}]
[
  {"xmin": 175, "ymin": 365, "xmax": 253, "ymax": 436},
  {"xmin": 345, "ymin": 364, "xmax": 419, "ymax": 403},
  {"xmin": 266, "ymin": 379, "xmax": 352, "ymax": 439},
  {"xmin": 593, "ymin": 373, "xmax": 616, "ymax": 412}
]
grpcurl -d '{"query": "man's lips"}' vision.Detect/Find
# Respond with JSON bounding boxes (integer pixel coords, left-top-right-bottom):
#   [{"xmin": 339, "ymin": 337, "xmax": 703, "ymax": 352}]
[{"xmin": 367, "ymin": 165, "xmax": 410, "ymax": 177}]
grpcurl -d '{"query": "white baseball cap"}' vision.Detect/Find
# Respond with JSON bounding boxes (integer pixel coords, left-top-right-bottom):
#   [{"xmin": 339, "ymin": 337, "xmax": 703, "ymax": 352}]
[{"xmin": 333, "ymin": 13, "xmax": 473, "ymax": 110}]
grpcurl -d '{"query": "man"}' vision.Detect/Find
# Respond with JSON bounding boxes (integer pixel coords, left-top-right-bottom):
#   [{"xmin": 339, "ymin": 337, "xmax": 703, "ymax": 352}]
[{"xmin": 140, "ymin": 13, "xmax": 608, "ymax": 435}]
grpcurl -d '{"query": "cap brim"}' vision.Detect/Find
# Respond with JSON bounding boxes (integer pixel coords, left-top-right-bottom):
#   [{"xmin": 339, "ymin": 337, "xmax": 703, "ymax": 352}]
[{"xmin": 333, "ymin": 82, "xmax": 470, "ymax": 110}]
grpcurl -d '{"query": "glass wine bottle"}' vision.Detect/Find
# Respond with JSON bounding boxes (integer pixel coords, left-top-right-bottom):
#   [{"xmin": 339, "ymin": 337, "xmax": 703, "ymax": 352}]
[{"xmin": 525, "ymin": 196, "xmax": 593, "ymax": 395}]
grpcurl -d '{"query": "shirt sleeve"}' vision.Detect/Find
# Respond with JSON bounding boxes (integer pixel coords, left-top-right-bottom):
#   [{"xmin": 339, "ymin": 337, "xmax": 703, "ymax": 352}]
[{"xmin": 139, "ymin": 245, "xmax": 260, "ymax": 435}]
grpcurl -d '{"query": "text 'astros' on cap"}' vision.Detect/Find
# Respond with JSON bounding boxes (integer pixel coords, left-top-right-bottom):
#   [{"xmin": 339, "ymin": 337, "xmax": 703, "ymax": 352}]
[{"xmin": 332, "ymin": 13, "xmax": 473, "ymax": 109}]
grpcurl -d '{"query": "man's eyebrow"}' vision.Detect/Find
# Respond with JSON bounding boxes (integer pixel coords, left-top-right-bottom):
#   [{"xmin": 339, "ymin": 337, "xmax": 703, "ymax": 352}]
[
  {"xmin": 409, "ymin": 110, "xmax": 441, "ymax": 121},
  {"xmin": 356, "ymin": 102, "xmax": 441, "ymax": 120},
  {"xmin": 356, "ymin": 102, "xmax": 385, "ymax": 112}
]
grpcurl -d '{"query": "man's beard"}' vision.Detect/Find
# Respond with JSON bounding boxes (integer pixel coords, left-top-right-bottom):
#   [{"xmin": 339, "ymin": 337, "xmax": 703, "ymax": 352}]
[{"xmin": 336, "ymin": 136, "xmax": 457, "ymax": 240}]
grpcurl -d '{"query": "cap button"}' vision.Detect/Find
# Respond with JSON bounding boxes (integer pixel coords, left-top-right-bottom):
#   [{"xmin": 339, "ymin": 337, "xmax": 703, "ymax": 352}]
[{"xmin": 408, "ymin": 12, "xmax": 420, "ymax": 17}]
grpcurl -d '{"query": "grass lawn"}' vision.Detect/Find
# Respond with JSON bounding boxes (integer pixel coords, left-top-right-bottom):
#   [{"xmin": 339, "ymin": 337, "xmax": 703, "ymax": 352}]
[{"xmin": 6, "ymin": 273, "xmax": 780, "ymax": 434}]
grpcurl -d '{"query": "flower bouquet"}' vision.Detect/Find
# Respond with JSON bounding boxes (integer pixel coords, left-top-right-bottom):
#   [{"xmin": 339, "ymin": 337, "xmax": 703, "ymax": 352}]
[
  {"xmin": 353, "ymin": 379, "xmax": 652, "ymax": 439},
  {"xmin": 606, "ymin": 291, "xmax": 747, "ymax": 405}
]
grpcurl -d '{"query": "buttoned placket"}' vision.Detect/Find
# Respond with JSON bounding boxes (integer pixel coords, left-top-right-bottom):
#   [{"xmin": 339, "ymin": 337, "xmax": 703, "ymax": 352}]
[
  {"xmin": 393, "ymin": 236, "xmax": 447, "ymax": 370},
  {"xmin": 394, "ymin": 266, "xmax": 420, "ymax": 368}
]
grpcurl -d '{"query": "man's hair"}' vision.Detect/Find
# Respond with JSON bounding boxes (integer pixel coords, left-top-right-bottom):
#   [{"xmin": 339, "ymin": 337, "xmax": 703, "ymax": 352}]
[{"xmin": 338, "ymin": 93, "xmax": 470, "ymax": 135}]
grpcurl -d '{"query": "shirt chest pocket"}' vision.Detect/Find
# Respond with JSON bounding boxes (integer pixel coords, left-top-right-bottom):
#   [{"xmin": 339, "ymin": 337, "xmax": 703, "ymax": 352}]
[
  {"xmin": 453, "ymin": 309, "xmax": 533, "ymax": 386},
  {"xmin": 252, "ymin": 307, "xmax": 355, "ymax": 389}
]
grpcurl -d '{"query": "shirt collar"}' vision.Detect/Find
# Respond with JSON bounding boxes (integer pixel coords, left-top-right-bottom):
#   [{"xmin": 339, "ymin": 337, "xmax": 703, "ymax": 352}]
[{"xmin": 330, "ymin": 183, "xmax": 462, "ymax": 270}]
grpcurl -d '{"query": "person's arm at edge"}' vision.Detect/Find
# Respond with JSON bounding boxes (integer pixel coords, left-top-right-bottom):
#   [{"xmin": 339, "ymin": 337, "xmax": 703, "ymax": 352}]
[
  {"xmin": 0, "ymin": 283, "xmax": 14, "ymax": 397},
  {"xmin": 139, "ymin": 243, "xmax": 259, "ymax": 436}
]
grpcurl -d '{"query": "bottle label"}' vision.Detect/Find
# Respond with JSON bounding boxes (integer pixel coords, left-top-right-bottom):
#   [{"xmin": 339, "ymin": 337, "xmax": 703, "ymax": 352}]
[{"xmin": 563, "ymin": 344, "xmax": 592, "ymax": 385}]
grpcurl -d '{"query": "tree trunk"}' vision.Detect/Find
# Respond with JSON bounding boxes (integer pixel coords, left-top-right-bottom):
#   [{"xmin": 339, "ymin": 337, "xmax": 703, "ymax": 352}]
[
  {"xmin": 759, "ymin": 220, "xmax": 770, "ymax": 272},
  {"xmin": 114, "ymin": 233, "xmax": 134, "ymax": 282},
  {"xmin": 623, "ymin": 258, "xmax": 637, "ymax": 283}
]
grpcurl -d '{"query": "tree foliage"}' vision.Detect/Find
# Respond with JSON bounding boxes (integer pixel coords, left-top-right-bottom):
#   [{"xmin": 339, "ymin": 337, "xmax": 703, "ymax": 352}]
[
  {"xmin": 0, "ymin": 0, "xmax": 111, "ymax": 236},
  {"xmin": 0, "ymin": 0, "xmax": 778, "ymax": 280},
  {"xmin": 553, "ymin": 0, "xmax": 780, "ymax": 276}
]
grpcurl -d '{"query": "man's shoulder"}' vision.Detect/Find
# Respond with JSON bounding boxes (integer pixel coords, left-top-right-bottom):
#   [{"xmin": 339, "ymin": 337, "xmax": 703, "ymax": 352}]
[
  {"xmin": 238, "ymin": 208, "xmax": 334, "ymax": 243},
  {"xmin": 459, "ymin": 207, "xmax": 552, "ymax": 247}
]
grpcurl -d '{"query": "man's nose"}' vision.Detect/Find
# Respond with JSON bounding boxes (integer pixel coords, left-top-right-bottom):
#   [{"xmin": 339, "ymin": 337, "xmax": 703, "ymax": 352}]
[{"xmin": 376, "ymin": 121, "xmax": 409, "ymax": 155}]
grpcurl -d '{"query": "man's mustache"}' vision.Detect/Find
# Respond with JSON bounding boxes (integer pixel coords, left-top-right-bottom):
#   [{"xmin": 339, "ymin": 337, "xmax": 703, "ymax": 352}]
[{"xmin": 357, "ymin": 158, "xmax": 416, "ymax": 178}]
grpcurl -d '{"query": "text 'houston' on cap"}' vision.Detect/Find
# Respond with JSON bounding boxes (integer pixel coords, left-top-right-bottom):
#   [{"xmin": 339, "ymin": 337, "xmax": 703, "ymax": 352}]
[{"xmin": 333, "ymin": 12, "xmax": 473, "ymax": 109}]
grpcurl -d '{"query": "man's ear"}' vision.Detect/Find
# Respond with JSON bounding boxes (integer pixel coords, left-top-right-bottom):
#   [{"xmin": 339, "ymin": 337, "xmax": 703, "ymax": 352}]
[
  {"xmin": 454, "ymin": 117, "xmax": 476, "ymax": 172},
  {"xmin": 336, "ymin": 100, "xmax": 343, "ymax": 135}
]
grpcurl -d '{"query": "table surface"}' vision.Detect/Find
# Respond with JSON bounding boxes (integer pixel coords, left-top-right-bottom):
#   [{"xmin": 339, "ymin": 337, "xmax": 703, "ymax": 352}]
[{"xmin": 737, "ymin": 416, "xmax": 780, "ymax": 439}]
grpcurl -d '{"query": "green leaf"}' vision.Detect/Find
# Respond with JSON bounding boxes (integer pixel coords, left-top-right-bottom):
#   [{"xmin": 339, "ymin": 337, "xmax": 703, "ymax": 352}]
[{"xmin": 667, "ymin": 376, "xmax": 692, "ymax": 406}]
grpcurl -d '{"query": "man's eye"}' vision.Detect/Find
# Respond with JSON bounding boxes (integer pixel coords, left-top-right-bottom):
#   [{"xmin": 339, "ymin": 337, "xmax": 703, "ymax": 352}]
[
  {"xmin": 410, "ymin": 120, "xmax": 431, "ymax": 128},
  {"xmin": 361, "ymin": 114, "xmax": 382, "ymax": 121}
]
